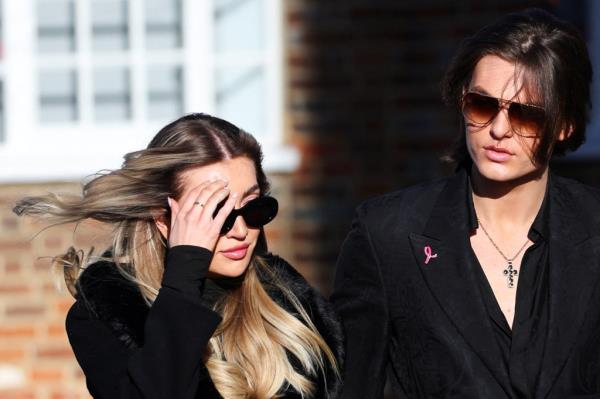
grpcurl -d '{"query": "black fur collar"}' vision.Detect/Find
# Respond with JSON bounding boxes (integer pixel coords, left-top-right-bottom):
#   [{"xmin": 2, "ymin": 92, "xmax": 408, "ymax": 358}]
[{"xmin": 76, "ymin": 254, "xmax": 344, "ymax": 398}]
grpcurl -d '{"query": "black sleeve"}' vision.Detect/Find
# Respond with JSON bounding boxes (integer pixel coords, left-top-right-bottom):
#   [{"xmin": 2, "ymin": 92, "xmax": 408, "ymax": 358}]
[
  {"xmin": 66, "ymin": 245, "xmax": 223, "ymax": 399},
  {"xmin": 330, "ymin": 207, "xmax": 390, "ymax": 399}
]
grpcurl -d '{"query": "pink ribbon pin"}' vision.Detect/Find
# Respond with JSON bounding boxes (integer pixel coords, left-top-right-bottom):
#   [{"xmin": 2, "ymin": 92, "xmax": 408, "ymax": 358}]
[{"xmin": 424, "ymin": 245, "xmax": 438, "ymax": 265}]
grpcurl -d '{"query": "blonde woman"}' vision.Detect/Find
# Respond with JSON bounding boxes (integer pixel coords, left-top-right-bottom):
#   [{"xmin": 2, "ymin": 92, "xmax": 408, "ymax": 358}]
[{"xmin": 14, "ymin": 113, "xmax": 343, "ymax": 398}]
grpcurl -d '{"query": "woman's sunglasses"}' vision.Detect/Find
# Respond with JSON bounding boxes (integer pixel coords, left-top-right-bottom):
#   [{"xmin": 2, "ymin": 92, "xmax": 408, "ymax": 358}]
[
  {"xmin": 461, "ymin": 92, "xmax": 546, "ymax": 137},
  {"xmin": 218, "ymin": 195, "xmax": 278, "ymax": 235}
]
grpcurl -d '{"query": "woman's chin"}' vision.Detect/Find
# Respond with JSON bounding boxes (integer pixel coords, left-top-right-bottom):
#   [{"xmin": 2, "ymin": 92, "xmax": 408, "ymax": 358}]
[{"xmin": 207, "ymin": 258, "xmax": 251, "ymax": 278}]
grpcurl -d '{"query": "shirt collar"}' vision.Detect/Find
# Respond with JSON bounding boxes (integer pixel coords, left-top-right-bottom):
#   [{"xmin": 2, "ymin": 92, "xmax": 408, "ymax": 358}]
[{"xmin": 467, "ymin": 173, "xmax": 551, "ymax": 242}]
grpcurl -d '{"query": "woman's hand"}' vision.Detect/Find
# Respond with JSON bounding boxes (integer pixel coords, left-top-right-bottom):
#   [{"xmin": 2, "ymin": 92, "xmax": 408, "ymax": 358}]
[{"xmin": 167, "ymin": 179, "xmax": 238, "ymax": 251}]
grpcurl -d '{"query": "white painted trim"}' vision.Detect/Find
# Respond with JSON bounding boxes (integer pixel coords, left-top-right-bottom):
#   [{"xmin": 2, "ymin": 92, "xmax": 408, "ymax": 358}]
[{"xmin": 0, "ymin": 0, "xmax": 299, "ymax": 183}]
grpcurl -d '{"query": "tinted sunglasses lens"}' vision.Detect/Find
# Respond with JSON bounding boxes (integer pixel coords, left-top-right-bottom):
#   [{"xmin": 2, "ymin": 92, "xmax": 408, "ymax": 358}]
[
  {"xmin": 220, "ymin": 213, "xmax": 236, "ymax": 235},
  {"xmin": 508, "ymin": 103, "xmax": 545, "ymax": 136},
  {"xmin": 243, "ymin": 197, "xmax": 278, "ymax": 228},
  {"xmin": 219, "ymin": 196, "xmax": 278, "ymax": 235},
  {"xmin": 463, "ymin": 93, "xmax": 499, "ymax": 125}
]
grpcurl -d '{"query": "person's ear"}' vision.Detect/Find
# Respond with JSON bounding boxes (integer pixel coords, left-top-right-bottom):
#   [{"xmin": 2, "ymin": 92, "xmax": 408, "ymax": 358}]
[
  {"xmin": 155, "ymin": 215, "xmax": 169, "ymax": 239},
  {"xmin": 153, "ymin": 198, "xmax": 171, "ymax": 239}
]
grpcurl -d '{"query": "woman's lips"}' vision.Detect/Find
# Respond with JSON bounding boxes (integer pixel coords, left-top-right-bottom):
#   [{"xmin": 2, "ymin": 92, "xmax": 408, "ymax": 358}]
[
  {"xmin": 484, "ymin": 146, "xmax": 513, "ymax": 162},
  {"xmin": 220, "ymin": 244, "xmax": 249, "ymax": 260}
]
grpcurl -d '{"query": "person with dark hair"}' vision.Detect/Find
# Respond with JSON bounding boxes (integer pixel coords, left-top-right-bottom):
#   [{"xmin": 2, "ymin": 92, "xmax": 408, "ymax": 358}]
[
  {"xmin": 332, "ymin": 8, "xmax": 598, "ymax": 398},
  {"xmin": 14, "ymin": 113, "xmax": 343, "ymax": 398}
]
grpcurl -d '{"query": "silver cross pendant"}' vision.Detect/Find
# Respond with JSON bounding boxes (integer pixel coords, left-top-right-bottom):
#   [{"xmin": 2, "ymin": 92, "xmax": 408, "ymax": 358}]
[{"xmin": 503, "ymin": 261, "xmax": 518, "ymax": 288}]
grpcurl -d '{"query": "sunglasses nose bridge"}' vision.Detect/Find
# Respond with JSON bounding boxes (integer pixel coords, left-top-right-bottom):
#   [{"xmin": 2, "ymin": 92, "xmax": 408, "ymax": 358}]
[{"xmin": 489, "ymin": 103, "xmax": 515, "ymax": 138}]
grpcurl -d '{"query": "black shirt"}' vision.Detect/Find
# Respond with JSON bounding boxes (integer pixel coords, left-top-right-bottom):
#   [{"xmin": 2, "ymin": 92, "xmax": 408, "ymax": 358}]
[{"xmin": 467, "ymin": 177, "xmax": 551, "ymax": 399}]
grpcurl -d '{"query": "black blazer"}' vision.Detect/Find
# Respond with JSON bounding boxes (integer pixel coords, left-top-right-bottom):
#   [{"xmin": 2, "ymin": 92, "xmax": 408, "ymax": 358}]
[
  {"xmin": 331, "ymin": 169, "xmax": 600, "ymax": 399},
  {"xmin": 66, "ymin": 253, "xmax": 344, "ymax": 398}
]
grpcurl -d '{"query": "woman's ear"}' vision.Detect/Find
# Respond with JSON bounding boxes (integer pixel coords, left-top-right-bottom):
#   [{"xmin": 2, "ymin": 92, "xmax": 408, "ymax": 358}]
[{"xmin": 154, "ymin": 207, "xmax": 170, "ymax": 240}]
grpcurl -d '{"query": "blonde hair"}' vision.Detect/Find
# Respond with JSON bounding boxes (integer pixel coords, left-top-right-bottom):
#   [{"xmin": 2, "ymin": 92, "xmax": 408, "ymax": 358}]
[{"xmin": 14, "ymin": 113, "xmax": 339, "ymax": 398}]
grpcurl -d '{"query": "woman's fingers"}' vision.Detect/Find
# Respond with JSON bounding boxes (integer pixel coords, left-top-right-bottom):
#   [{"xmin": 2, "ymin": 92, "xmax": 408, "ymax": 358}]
[
  {"xmin": 212, "ymin": 192, "xmax": 238, "ymax": 229},
  {"xmin": 166, "ymin": 178, "xmax": 238, "ymax": 249},
  {"xmin": 198, "ymin": 186, "xmax": 232, "ymax": 224},
  {"xmin": 180, "ymin": 180, "xmax": 227, "ymax": 215}
]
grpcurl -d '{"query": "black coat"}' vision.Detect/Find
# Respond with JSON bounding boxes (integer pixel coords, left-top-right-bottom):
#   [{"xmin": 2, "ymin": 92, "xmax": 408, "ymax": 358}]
[
  {"xmin": 331, "ymin": 169, "xmax": 600, "ymax": 398},
  {"xmin": 66, "ymin": 252, "xmax": 344, "ymax": 398}
]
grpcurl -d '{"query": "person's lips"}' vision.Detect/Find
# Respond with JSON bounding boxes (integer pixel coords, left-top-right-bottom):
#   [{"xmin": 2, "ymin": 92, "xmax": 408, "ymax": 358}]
[
  {"xmin": 220, "ymin": 244, "xmax": 250, "ymax": 260},
  {"xmin": 483, "ymin": 145, "xmax": 513, "ymax": 162}
]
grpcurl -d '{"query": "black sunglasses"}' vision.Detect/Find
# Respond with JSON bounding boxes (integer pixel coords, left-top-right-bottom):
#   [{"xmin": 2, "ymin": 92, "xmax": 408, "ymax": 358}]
[
  {"xmin": 217, "ymin": 196, "xmax": 278, "ymax": 235},
  {"xmin": 461, "ymin": 92, "xmax": 546, "ymax": 137}
]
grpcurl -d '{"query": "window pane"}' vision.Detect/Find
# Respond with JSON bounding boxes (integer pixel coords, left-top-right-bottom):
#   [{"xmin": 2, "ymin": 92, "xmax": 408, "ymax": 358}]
[
  {"xmin": 94, "ymin": 67, "xmax": 131, "ymax": 121},
  {"xmin": 37, "ymin": 0, "xmax": 76, "ymax": 53},
  {"xmin": 214, "ymin": 0, "xmax": 263, "ymax": 53},
  {"xmin": 92, "ymin": 0, "xmax": 129, "ymax": 51},
  {"xmin": 145, "ymin": 0, "xmax": 182, "ymax": 50},
  {"xmin": 148, "ymin": 65, "xmax": 183, "ymax": 120},
  {"xmin": 215, "ymin": 66, "xmax": 265, "ymax": 137},
  {"xmin": 39, "ymin": 69, "xmax": 78, "ymax": 122}
]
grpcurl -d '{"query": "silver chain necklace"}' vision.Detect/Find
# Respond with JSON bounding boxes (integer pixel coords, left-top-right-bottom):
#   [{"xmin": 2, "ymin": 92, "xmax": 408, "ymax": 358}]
[{"xmin": 477, "ymin": 219, "xmax": 530, "ymax": 288}]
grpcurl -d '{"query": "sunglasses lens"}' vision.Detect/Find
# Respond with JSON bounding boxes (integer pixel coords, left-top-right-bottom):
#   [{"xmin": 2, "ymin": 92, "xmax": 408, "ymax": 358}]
[
  {"xmin": 220, "ymin": 213, "xmax": 236, "ymax": 235},
  {"xmin": 508, "ymin": 103, "xmax": 545, "ymax": 136},
  {"xmin": 463, "ymin": 93, "xmax": 500, "ymax": 126},
  {"xmin": 219, "ymin": 196, "xmax": 278, "ymax": 235},
  {"xmin": 243, "ymin": 197, "xmax": 278, "ymax": 228}
]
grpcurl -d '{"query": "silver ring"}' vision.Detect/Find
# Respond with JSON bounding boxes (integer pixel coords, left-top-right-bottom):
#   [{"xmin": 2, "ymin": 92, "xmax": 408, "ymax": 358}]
[{"xmin": 193, "ymin": 201, "xmax": 203, "ymax": 207}]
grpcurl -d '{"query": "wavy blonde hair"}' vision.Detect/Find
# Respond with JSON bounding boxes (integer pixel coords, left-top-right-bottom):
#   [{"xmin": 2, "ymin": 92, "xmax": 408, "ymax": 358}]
[{"xmin": 14, "ymin": 113, "xmax": 339, "ymax": 398}]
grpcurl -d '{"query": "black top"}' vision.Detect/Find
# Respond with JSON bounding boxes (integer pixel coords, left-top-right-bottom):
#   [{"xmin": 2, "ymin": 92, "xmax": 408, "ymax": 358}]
[
  {"xmin": 467, "ymin": 178, "xmax": 551, "ymax": 398},
  {"xmin": 332, "ymin": 168, "xmax": 600, "ymax": 398},
  {"xmin": 66, "ymin": 245, "xmax": 344, "ymax": 399}
]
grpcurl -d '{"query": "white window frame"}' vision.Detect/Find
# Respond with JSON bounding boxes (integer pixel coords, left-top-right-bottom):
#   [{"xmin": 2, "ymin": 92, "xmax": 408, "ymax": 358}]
[{"xmin": 0, "ymin": 0, "xmax": 298, "ymax": 182}]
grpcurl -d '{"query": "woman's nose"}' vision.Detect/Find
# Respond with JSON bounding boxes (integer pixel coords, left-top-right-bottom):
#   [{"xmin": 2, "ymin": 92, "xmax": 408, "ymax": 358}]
[{"xmin": 226, "ymin": 215, "xmax": 248, "ymax": 239}]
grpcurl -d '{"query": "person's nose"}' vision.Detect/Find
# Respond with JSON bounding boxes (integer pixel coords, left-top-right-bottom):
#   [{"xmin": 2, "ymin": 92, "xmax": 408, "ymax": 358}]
[
  {"xmin": 226, "ymin": 215, "xmax": 248, "ymax": 240},
  {"xmin": 489, "ymin": 106, "xmax": 513, "ymax": 140}
]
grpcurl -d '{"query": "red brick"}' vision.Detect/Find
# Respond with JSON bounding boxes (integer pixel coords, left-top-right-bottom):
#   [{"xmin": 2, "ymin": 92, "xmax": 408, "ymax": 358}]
[
  {"xmin": 5, "ymin": 260, "xmax": 21, "ymax": 273},
  {"xmin": 47, "ymin": 323, "xmax": 67, "ymax": 338},
  {"xmin": 56, "ymin": 298, "xmax": 75, "ymax": 314},
  {"xmin": 0, "ymin": 348, "xmax": 25, "ymax": 362},
  {"xmin": 50, "ymin": 393, "xmax": 83, "ymax": 399},
  {"xmin": 0, "ymin": 240, "xmax": 31, "ymax": 251},
  {"xmin": 5, "ymin": 305, "xmax": 45, "ymax": 317},
  {"xmin": 0, "ymin": 326, "xmax": 35, "ymax": 338},
  {"xmin": 0, "ymin": 283, "xmax": 30, "ymax": 294},
  {"xmin": 36, "ymin": 346, "xmax": 74, "ymax": 360},
  {"xmin": 0, "ymin": 392, "xmax": 34, "ymax": 399},
  {"xmin": 2, "ymin": 216, "xmax": 19, "ymax": 230},
  {"xmin": 31, "ymin": 368, "xmax": 63, "ymax": 382}
]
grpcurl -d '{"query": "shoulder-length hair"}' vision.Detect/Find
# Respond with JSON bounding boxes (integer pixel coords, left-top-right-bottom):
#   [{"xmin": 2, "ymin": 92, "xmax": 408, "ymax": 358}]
[{"xmin": 442, "ymin": 8, "xmax": 592, "ymax": 167}]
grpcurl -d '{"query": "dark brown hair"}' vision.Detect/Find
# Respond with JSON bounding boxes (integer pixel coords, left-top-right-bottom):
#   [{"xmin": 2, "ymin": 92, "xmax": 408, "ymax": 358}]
[{"xmin": 442, "ymin": 8, "xmax": 593, "ymax": 167}]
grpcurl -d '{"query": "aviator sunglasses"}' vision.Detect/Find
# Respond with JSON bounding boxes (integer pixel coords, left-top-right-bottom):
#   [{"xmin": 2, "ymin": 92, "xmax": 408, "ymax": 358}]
[
  {"xmin": 461, "ymin": 92, "xmax": 546, "ymax": 137},
  {"xmin": 216, "ymin": 195, "xmax": 278, "ymax": 235}
]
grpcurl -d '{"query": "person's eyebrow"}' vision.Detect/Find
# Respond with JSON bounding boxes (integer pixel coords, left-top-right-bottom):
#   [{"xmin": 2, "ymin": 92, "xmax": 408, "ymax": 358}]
[
  {"xmin": 242, "ymin": 184, "xmax": 260, "ymax": 198},
  {"xmin": 468, "ymin": 85, "xmax": 492, "ymax": 96}
]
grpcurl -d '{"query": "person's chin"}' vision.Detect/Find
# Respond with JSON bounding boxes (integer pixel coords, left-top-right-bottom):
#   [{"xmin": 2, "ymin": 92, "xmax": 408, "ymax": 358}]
[
  {"xmin": 209, "ymin": 259, "xmax": 251, "ymax": 278},
  {"xmin": 475, "ymin": 160, "xmax": 541, "ymax": 185}
]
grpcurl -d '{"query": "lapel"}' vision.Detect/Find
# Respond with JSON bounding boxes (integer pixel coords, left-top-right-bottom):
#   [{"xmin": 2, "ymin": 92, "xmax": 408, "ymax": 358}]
[
  {"xmin": 536, "ymin": 176, "xmax": 600, "ymax": 399},
  {"xmin": 408, "ymin": 169, "xmax": 514, "ymax": 397}
]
